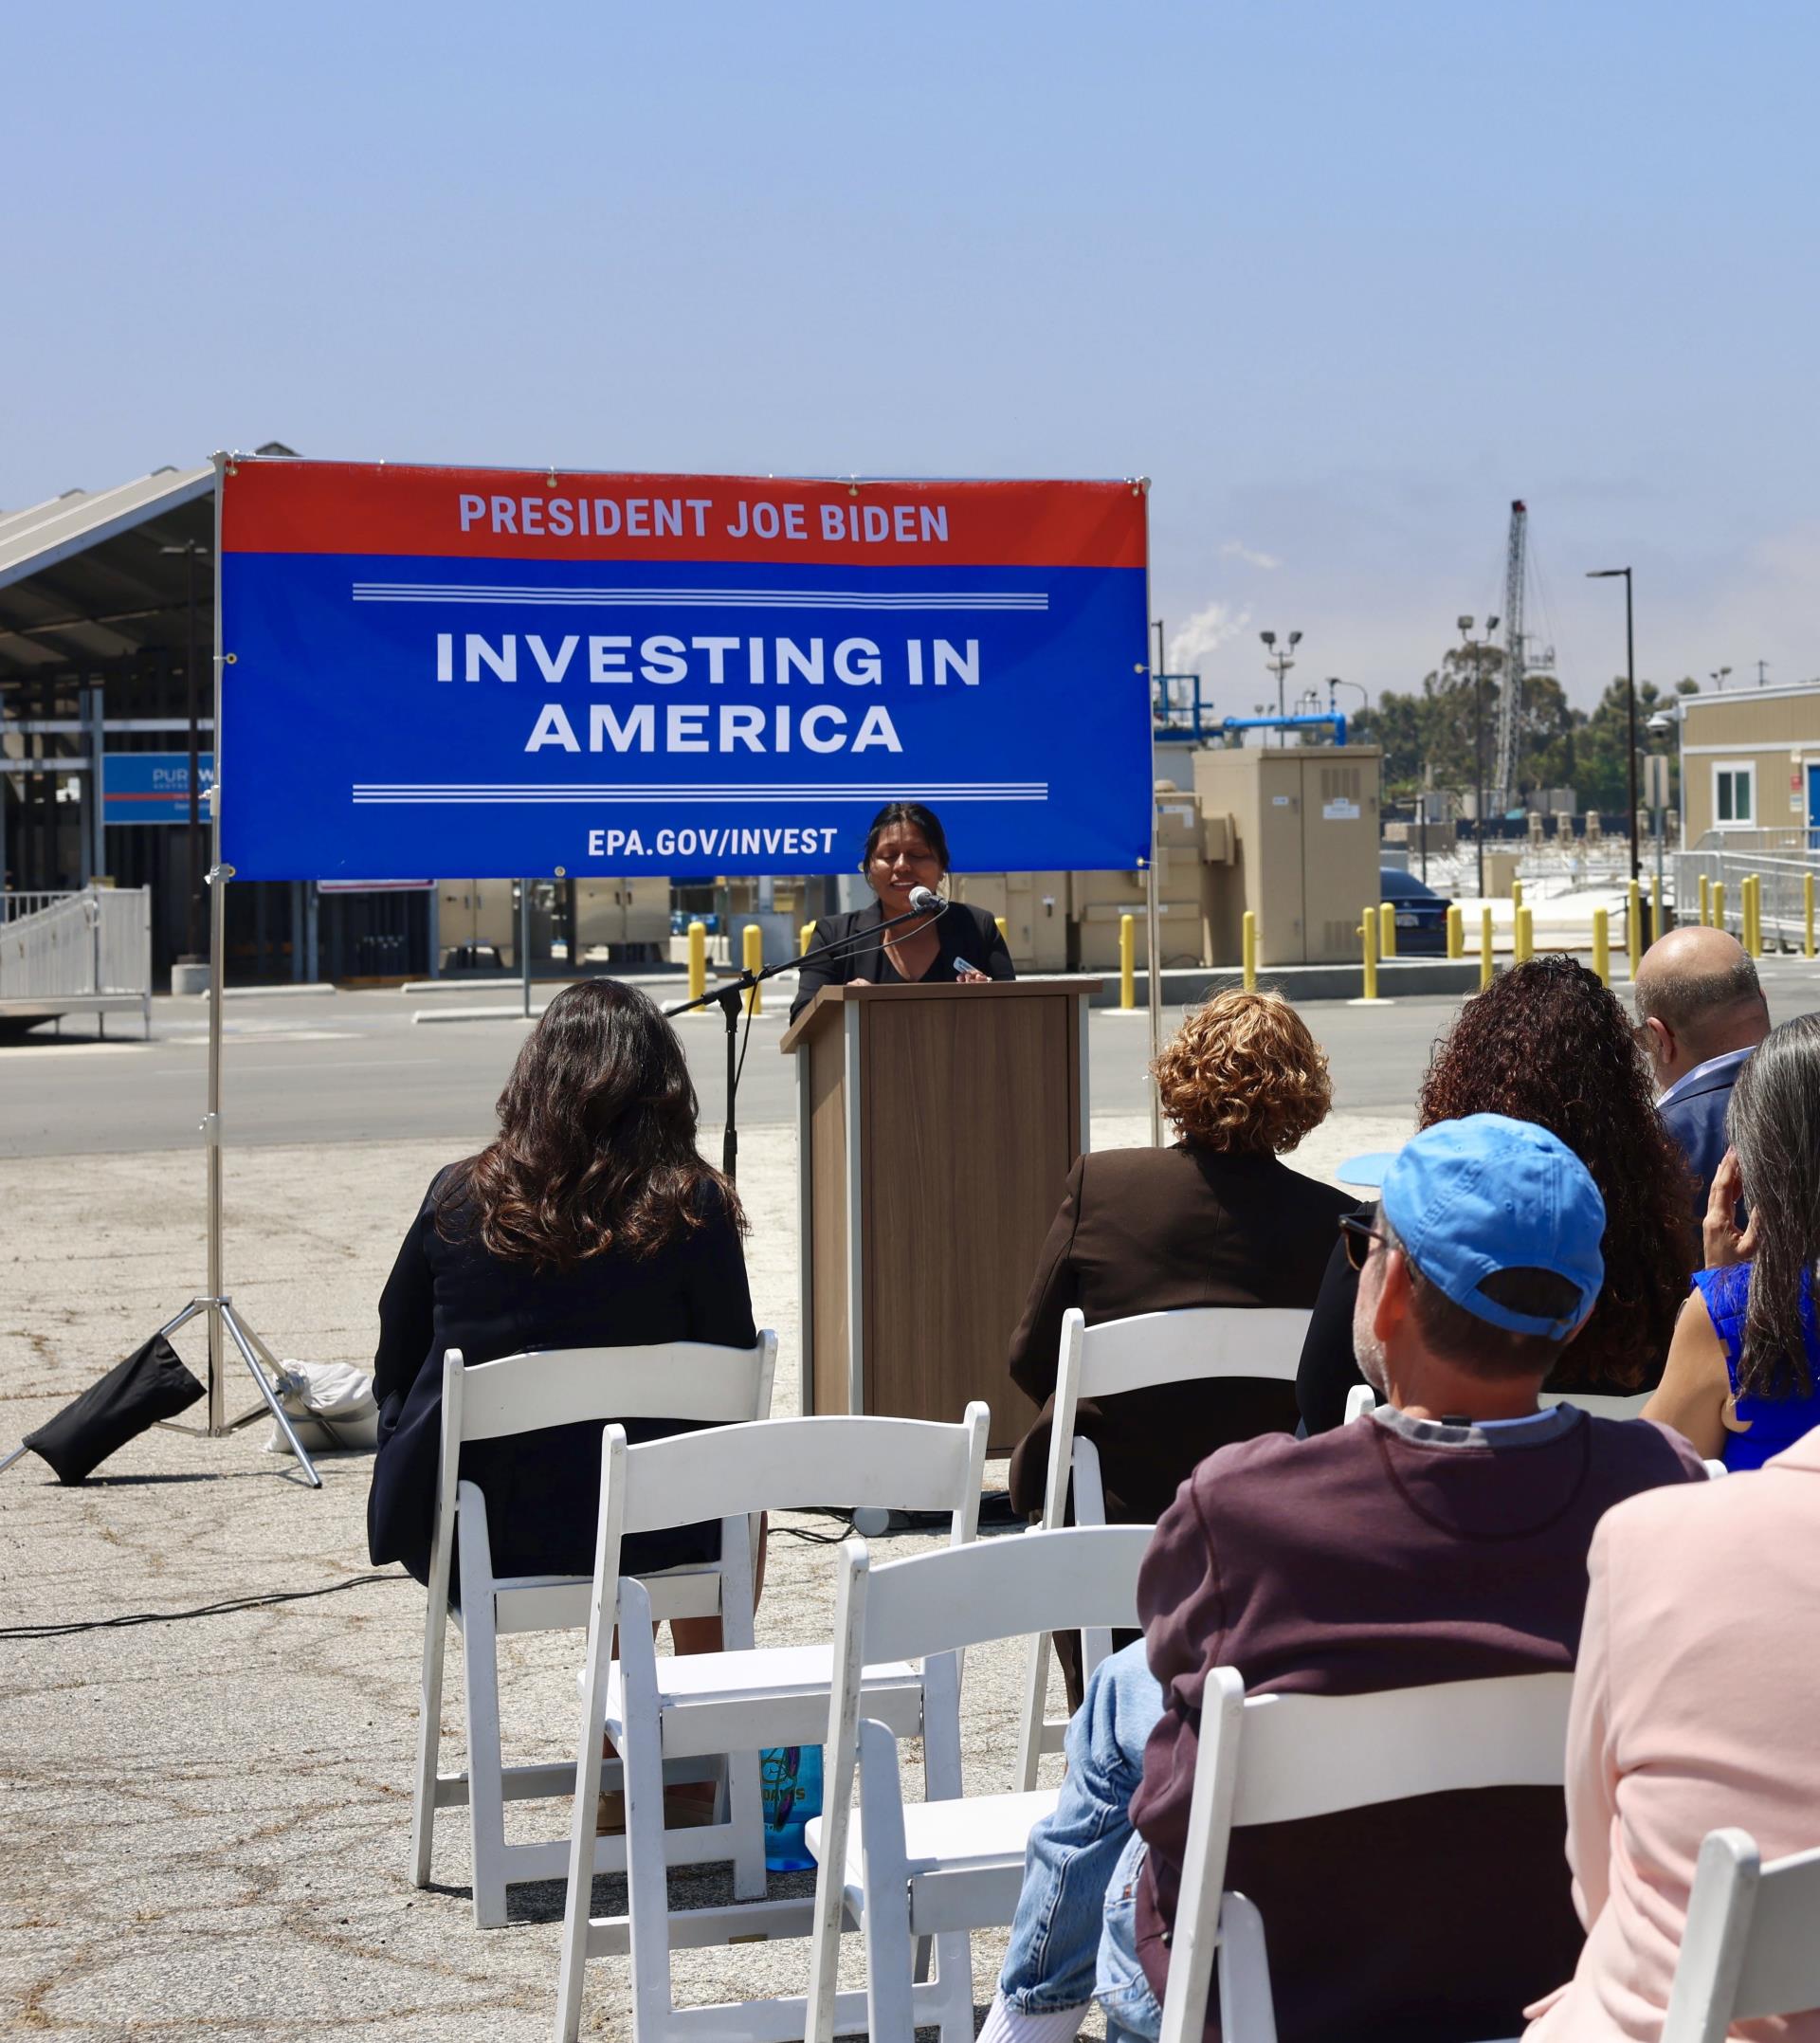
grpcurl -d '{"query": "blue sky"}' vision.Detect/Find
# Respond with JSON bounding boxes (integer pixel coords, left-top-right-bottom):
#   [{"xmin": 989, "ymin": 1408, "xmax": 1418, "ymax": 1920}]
[{"xmin": 9, "ymin": 1, "xmax": 1817, "ymax": 712}]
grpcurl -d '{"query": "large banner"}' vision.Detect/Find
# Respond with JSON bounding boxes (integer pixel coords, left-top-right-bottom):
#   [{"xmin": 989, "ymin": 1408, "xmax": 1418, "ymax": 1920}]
[{"xmin": 219, "ymin": 460, "xmax": 1150, "ymax": 881}]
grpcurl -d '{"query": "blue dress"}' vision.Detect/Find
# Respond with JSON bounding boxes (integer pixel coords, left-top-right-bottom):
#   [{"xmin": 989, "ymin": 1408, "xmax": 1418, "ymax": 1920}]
[{"xmin": 1690, "ymin": 1262, "xmax": 1820, "ymax": 1470}]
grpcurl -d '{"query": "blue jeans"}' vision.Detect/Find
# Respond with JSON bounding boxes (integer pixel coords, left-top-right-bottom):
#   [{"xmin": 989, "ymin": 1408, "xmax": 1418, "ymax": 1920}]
[{"xmin": 1000, "ymin": 1640, "xmax": 1165, "ymax": 2041}]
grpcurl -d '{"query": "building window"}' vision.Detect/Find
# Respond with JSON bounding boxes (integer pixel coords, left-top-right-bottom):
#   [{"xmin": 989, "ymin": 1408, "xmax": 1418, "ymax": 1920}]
[{"xmin": 1714, "ymin": 761, "xmax": 1756, "ymax": 827}]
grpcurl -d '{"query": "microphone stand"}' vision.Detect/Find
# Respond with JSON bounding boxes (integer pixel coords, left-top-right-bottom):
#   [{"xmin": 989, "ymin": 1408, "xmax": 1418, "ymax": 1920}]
[{"xmin": 664, "ymin": 898, "xmax": 947, "ymax": 1183}]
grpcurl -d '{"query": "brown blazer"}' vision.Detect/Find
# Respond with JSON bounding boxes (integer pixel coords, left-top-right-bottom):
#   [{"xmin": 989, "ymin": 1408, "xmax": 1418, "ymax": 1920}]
[{"xmin": 1005, "ymin": 1143, "xmax": 1353, "ymax": 1523}]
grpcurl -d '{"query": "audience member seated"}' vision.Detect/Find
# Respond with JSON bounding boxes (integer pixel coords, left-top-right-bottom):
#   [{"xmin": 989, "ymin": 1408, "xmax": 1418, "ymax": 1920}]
[
  {"xmin": 367, "ymin": 979, "xmax": 755, "ymax": 1668},
  {"xmin": 1298, "ymin": 955, "xmax": 1691, "ymax": 1433},
  {"xmin": 1645, "ymin": 1012, "xmax": 1820, "ymax": 1468},
  {"xmin": 1524, "ymin": 1429, "xmax": 1820, "ymax": 2039},
  {"xmin": 1004, "ymin": 991, "xmax": 1352, "ymax": 1704},
  {"xmin": 979, "ymin": 1116, "xmax": 1704, "ymax": 2043},
  {"xmin": 1633, "ymin": 922, "xmax": 1771, "ymax": 1222}
]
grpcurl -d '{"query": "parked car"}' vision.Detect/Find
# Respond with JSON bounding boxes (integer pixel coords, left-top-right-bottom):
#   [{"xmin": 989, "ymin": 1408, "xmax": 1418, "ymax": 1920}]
[{"xmin": 1379, "ymin": 866, "xmax": 1452, "ymax": 953}]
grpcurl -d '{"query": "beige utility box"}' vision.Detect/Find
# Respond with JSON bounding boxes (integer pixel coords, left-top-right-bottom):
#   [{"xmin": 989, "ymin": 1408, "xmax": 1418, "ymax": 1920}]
[
  {"xmin": 574, "ymin": 877, "xmax": 671, "ymax": 955},
  {"xmin": 949, "ymin": 870, "xmax": 1071, "ymax": 972},
  {"xmin": 1483, "ymin": 850, "xmax": 1522, "ymax": 898},
  {"xmin": 1069, "ymin": 785, "xmax": 1210, "ymax": 970},
  {"xmin": 438, "ymin": 879, "xmax": 520, "ymax": 965},
  {"xmin": 1191, "ymin": 746, "xmax": 1382, "ymax": 966}
]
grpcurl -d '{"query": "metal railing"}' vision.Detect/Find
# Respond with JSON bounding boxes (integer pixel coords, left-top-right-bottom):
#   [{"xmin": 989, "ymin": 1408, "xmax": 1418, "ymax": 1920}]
[
  {"xmin": 1674, "ymin": 845, "xmax": 1820, "ymax": 950},
  {"xmin": 0, "ymin": 887, "xmax": 153, "ymax": 1000}
]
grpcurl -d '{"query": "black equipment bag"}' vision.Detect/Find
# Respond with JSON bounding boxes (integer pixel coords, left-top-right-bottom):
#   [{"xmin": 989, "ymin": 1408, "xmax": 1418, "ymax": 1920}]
[{"xmin": 21, "ymin": 1334, "xmax": 205, "ymax": 1484}]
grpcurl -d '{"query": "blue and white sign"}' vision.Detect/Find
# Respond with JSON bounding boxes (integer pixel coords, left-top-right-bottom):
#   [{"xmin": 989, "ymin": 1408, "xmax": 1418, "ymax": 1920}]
[
  {"xmin": 219, "ymin": 461, "xmax": 1153, "ymax": 882},
  {"xmin": 103, "ymin": 752, "xmax": 214, "ymax": 826}
]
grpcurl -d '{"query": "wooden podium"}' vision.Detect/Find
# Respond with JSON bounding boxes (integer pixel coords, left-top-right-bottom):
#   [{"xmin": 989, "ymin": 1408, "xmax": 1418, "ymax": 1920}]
[{"xmin": 779, "ymin": 977, "xmax": 1100, "ymax": 1450}]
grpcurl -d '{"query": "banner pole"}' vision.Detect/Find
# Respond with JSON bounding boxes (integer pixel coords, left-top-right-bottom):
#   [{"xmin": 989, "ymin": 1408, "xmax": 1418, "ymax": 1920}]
[
  {"xmin": 1138, "ymin": 479, "xmax": 1163, "ymax": 1147},
  {"xmin": 519, "ymin": 881, "xmax": 531, "ymax": 1018},
  {"xmin": 206, "ymin": 454, "xmax": 228, "ymax": 1433}
]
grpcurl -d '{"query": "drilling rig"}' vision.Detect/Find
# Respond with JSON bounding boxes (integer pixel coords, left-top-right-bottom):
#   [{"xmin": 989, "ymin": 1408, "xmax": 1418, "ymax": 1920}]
[{"xmin": 1490, "ymin": 500, "xmax": 1555, "ymax": 814}]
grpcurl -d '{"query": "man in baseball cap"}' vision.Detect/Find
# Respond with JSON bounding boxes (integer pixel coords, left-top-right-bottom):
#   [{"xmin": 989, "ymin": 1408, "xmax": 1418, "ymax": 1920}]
[
  {"xmin": 981, "ymin": 1114, "xmax": 1705, "ymax": 2043},
  {"xmin": 1350, "ymin": 1111, "xmax": 1607, "ymax": 1414}
]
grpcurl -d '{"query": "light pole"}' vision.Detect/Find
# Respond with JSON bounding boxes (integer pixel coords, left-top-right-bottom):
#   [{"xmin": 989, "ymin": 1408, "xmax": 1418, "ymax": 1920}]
[
  {"xmin": 1588, "ymin": 567, "xmax": 1640, "ymax": 882},
  {"xmin": 161, "ymin": 539, "xmax": 212, "ymax": 961},
  {"xmin": 1710, "ymin": 666, "xmax": 1732, "ymax": 692},
  {"xmin": 1647, "ymin": 704, "xmax": 1680, "ymax": 935},
  {"xmin": 1458, "ymin": 615, "xmax": 1499, "ymax": 899},
  {"xmin": 1259, "ymin": 629, "xmax": 1301, "ymax": 744}
]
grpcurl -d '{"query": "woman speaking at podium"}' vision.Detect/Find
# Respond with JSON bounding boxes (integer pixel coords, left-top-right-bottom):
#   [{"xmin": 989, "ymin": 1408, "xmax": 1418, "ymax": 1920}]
[{"xmin": 789, "ymin": 801, "xmax": 1015, "ymax": 1021}]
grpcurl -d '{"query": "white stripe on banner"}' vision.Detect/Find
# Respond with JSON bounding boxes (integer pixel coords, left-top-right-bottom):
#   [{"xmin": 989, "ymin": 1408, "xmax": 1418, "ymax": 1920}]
[
  {"xmin": 350, "ymin": 782, "xmax": 1048, "ymax": 805},
  {"xmin": 350, "ymin": 582, "xmax": 1048, "ymax": 611}
]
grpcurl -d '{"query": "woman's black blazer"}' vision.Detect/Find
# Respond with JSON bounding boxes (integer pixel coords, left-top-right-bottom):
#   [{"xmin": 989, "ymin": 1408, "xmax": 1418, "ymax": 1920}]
[
  {"xmin": 366, "ymin": 1169, "xmax": 755, "ymax": 1588},
  {"xmin": 789, "ymin": 899, "xmax": 1015, "ymax": 1021}
]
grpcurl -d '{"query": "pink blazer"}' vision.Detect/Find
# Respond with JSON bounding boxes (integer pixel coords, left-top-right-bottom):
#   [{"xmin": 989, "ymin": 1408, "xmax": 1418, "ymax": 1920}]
[{"xmin": 1526, "ymin": 1429, "xmax": 1820, "ymax": 2041}]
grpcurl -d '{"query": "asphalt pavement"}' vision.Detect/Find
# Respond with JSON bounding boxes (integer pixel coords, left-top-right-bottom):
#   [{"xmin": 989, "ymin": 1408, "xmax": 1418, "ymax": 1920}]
[{"xmin": 8, "ymin": 958, "xmax": 1820, "ymax": 1159}]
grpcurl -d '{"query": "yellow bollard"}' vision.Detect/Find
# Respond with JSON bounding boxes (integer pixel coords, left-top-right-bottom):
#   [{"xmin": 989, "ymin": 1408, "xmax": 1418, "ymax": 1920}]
[
  {"xmin": 1807, "ymin": 872, "xmax": 1816, "ymax": 960},
  {"xmin": 1652, "ymin": 874, "xmax": 1664, "ymax": 945},
  {"xmin": 1119, "ymin": 912, "xmax": 1136, "ymax": 1010},
  {"xmin": 800, "ymin": 921, "xmax": 814, "ymax": 956},
  {"xmin": 1359, "ymin": 906, "xmax": 1378, "ymax": 1001},
  {"xmin": 1480, "ymin": 905, "xmax": 1494, "ymax": 991},
  {"xmin": 1627, "ymin": 881, "xmax": 1642, "ymax": 979},
  {"xmin": 686, "ymin": 919, "xmax": 707, "ymax": 1003},
  {"xmin": 1446, "ymin": 903, "xmax": 1464, "ymax": 959},
  {"xmin": 742, "ymin": 921, "xmax": 763, "ymax": 1015},
  {"xmin": 1592, "ymin": 907, "xmax": 1610, "ymax": 987},
  {"xmin": 1378, "ymin": 901, "xmax": 1397, "ymax": 959},
  {"xmin": 1242, "ymin": 910, "xmax": 1258, "ymax": 992},
  {"xmin": 1747, "ymin": 874, "xmax": 1764, "ymax": 956},
  {"xmin": 1517, "ymin": 903, "xmax": 1535, "ymax": 962},
  {"xmin": 1741, "ymin": 875, "xmax": 1755, "ymax": 955},
  {"xmin": 1699, "ymin": 874, "xmax": 1712, "ymax": 926},
  {"xmin": 1713, "ymin": 881, "xmax": 1726, "ymax": 935},
  {"xmin": 1512, "ymin": 876, "xmax": 1524, "ymax": 915},
  {"xmin": 996, "ymin": 916, "xmax": 1009, "ymax": 945}
]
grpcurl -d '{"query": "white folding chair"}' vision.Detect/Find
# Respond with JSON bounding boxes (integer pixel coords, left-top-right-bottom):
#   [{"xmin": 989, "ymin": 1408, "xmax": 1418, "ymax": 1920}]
[
  {"xmin": 555, "ymin": 1404, "xmax": 992, "ymax": 2043},
  {"xmin": 1016, "ymin": 1304, "xmax": 1311, "ymax": 1789},
  {"xmin": 410, "ymin": 1332, "xmax": 776, "ymax": 1927},
  {"xmin": 1662, "ymin": 1827, "xmax": 1820, "ymax": 2042},
  {"xmin": 1157, "ymin": 1668, "xmax": 1574, "ymax": 2043},
  {"xmin": 804, "ymin": 1523, "xmax": 1155, "ymax": 2043}
]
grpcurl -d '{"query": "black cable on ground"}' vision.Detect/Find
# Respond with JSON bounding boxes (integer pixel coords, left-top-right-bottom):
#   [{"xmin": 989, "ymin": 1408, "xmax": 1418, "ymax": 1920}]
[{"xmin": 0, "ymin": 1568, "xmax": 410, "ymax": 1640}]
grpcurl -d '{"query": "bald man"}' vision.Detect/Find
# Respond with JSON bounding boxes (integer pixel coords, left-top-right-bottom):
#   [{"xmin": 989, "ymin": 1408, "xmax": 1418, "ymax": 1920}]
[{"xmin": 1633, "ymin": 924, "xmax": 1771, "ymax": 1219}]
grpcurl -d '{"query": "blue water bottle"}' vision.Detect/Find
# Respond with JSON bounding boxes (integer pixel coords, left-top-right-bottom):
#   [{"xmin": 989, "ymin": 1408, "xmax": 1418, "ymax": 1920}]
[{"xmin": 759, "ymin": 1744, "xmax": 824, "ymax": 1872}]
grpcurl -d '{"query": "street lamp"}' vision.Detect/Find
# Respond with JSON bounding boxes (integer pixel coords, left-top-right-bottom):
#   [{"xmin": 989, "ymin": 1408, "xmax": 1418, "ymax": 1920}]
[
  {"xmin": 1710, "ymin": 666, "xmax": 1732, "ymax": 692},
  {"xmin": 1458, "ymin": 615, "xmax": 1500, "ymax": 899},
  {"xmin": 1587, "ymin": 567, "xmax": 1640, "ymax": 881},
  {"xmin": 1260, "ymin": 629, "xmax": 1301, "ymax": 744},
  {"xmin": 160, "ymin": 539, "xmax": 212, "ymax": 960}
]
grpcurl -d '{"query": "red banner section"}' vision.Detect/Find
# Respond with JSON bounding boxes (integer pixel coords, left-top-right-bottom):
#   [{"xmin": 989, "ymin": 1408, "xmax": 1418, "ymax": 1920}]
[{"xmin": 220, "ymin": 460, "xmax": 1147, "ymax": 572}]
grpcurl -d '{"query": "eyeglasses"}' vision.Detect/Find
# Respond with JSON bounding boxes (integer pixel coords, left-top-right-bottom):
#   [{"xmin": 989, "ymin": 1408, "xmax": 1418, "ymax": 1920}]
[{"xmin": 1339, "ymin": 1213, "xmax": 1389, "ymax": 1273}]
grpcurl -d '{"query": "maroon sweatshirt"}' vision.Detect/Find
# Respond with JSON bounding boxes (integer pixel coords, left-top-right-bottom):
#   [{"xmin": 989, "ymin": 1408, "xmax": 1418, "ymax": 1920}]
[{"xmin": 1128, "ymin": 1405, "xmax": 1705, "ymax": 2042}]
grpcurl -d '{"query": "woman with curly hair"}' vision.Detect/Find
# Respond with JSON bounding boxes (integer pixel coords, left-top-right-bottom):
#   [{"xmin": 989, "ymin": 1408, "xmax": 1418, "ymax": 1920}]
[
  {"xmin": 1645, "ymin": 1011, "xmax": 1820, "ymax": 1465},
  {"xmin": 1297, "ymin": 954, "xmax": 1694, "ymax": 1432},
  {"xmin": 1005, "ymin": 989, "xmax": 1351, "ymax": 1702},
  {"xmin": 367, "ymin": 979, "xmax": 755, "ymax": 1663}
]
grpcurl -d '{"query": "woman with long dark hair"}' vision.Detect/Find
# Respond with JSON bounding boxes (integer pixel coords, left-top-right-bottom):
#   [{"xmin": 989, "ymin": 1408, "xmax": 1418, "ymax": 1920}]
[
  {"xmin": 1646, "ymin": 1011, "xmax": 1820, "ymax": 1466},
  {"xmin": 788, "ymin": 800, "xmax": 1014, "ymax": 1021},
  {"xmin": 367, "ymin": 979, "xmax": 755, "ymax": 1657},
  {"xmin": 1298, "ymin": 955, "xmax": 1693, "ymax": 1431}
]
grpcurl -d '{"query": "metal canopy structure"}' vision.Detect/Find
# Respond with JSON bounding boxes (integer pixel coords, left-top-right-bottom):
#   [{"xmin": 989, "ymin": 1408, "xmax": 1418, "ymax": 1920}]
[{"xmin": 1, "ymin": 463, "xmax": 225, "ymax": 679}]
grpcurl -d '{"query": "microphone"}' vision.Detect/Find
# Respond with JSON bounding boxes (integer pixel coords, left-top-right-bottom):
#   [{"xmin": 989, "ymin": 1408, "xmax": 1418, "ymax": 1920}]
[{"xmin": 908, "ymin": 885, "xmax": 946, "ymax": 916}]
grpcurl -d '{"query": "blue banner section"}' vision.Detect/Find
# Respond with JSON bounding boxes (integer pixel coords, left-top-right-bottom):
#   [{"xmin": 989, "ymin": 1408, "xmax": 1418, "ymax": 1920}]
[
  {"xmin": 219, "ymin": 556, "xmax": 1150, "ymax": 880},
  {"xmin": 104, "ymin": 752, "xmax": 214, "ymax": 826}
]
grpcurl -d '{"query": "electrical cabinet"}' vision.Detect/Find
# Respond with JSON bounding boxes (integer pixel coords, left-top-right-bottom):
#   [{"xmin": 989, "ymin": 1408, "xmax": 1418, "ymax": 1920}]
[{"xmin": 1192, "ymin": 747, "xmax": 1382, "ymax": 966}]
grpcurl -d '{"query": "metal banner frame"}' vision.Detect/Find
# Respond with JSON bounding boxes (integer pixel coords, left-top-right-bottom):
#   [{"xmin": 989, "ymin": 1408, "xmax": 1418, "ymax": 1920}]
[{"xmin": 154, "ymin": 452, "xmax": 319, "ymax": 1486}]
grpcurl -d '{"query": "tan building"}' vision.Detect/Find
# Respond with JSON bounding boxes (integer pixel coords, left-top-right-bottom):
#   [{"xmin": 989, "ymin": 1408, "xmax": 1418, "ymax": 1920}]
[{"xmin": 1678, "ymin": 682, "xmax": 1820, "ymax": 845}]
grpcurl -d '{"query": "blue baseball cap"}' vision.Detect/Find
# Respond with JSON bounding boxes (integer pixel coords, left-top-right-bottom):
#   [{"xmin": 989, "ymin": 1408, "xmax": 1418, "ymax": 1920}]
[{"xmin": 1352, "ymin": 1114, "xmax": 1606, "ymax": 1339}]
